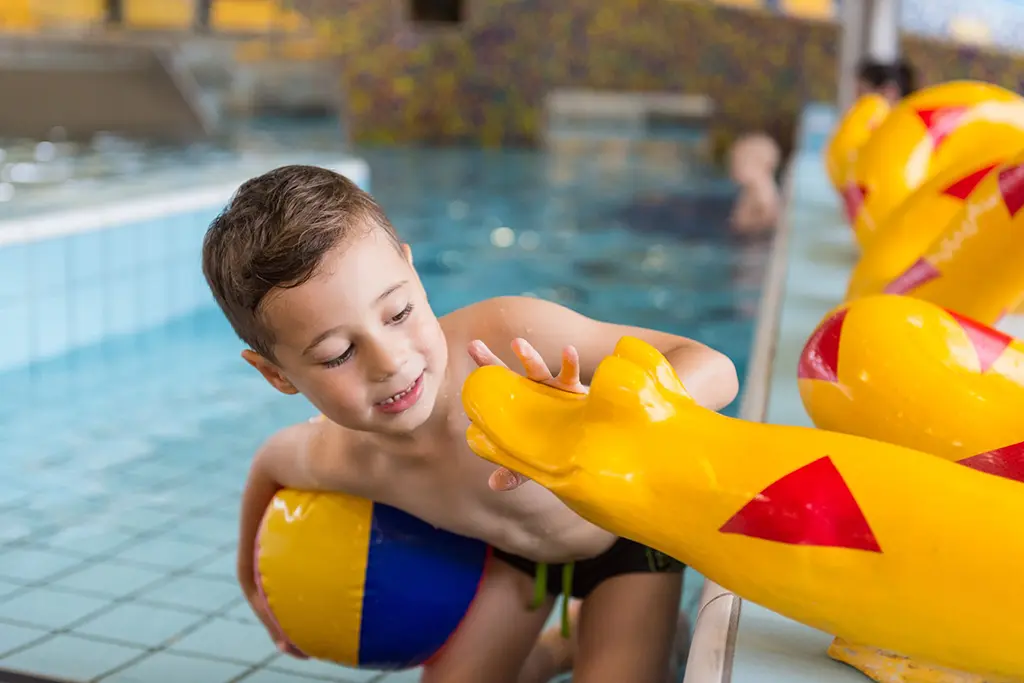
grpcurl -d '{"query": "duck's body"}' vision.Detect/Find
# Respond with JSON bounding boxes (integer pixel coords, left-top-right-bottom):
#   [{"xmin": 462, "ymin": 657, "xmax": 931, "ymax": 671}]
[
  {"xmin": 463, "ymin": 337, "xmax": 1024, "ymax": 679},
  {"xmin": 882, "ymin": 151, "xmax": 1024, "ymax": 325},
  {"xmin": 798, "ymin": 294, "xmax": 1024, "ymax": 467}
]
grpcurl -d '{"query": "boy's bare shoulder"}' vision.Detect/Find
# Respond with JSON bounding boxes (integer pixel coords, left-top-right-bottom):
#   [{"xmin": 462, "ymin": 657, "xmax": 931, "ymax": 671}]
[
  {"xmin": 258, "ymin": 416, "xmax": 375, "ymax": 495},
  {"xmin": 441, "ymin": 295, "xmax": 557, "ymax": 337}
]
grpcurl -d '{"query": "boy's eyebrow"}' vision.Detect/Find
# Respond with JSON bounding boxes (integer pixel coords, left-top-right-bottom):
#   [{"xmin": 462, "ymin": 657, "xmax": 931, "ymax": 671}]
[
  {"xmin": 303, "ymin": 281, "xmax": 408, "ymax": 354},
  {"xmin": 376, "ymin": 281, "xmax": 407, "ymax": 302}
]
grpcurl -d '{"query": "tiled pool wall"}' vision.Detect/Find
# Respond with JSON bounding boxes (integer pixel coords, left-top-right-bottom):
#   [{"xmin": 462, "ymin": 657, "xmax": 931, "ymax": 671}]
[{"xmin": 0, "ymin": 160, "xmax": 370, "ymax": 375}]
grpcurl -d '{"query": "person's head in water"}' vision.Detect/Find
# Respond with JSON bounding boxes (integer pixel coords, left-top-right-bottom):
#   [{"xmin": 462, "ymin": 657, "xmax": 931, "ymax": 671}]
[{"xmin": 856, "ymin": 58, "xmax": 918, "ymax": 103}]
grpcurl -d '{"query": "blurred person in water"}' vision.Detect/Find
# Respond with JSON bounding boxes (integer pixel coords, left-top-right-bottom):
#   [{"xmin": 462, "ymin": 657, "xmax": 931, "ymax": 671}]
[
  {"xmin": 727, "ymin": 133, "xmax": 781, "ymax": 235},
  {"xmin": 856, "ymin": 57, "xmax": 919, "ymax": 103}
]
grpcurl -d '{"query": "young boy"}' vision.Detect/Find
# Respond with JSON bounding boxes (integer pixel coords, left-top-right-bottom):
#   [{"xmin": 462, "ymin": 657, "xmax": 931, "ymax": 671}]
[{"xmin": 202, "ymin": 165, "xmax": 739, "ymax": 683}]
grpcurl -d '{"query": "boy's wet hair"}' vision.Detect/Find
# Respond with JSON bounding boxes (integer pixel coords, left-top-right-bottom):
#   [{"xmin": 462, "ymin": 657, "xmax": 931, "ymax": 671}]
[{"xmin": 202, "ymin": 165, "xmax": 399, "ymax": 360}]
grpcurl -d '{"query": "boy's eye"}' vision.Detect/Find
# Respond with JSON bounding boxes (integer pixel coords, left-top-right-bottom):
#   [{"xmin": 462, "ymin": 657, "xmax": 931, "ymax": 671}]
[
  {"xmin": 390, "ymin": 303, "xmax": 414, "ymax": 323},
  {"xmin": 323, "ymin": 346, "xmax": 354, "ymax": 369}
]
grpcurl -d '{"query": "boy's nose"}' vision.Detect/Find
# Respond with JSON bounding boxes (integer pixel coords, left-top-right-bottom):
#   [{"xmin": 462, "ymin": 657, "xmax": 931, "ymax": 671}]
[{"xmin": 366, "ymin": 339, "xmax": 405, "ymax": 380}]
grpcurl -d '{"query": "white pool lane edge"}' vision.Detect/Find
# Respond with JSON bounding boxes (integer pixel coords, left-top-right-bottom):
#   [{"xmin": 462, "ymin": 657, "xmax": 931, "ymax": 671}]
[{"xmin": 0, "ymin": 158, "xmax": 371, "ymax": 248}]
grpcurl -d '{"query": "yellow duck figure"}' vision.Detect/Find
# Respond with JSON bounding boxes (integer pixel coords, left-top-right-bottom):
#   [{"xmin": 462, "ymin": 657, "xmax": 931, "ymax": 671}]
[{"xmin": 462, "ymin": 337, "xmax": 1024, "ymax": 681}]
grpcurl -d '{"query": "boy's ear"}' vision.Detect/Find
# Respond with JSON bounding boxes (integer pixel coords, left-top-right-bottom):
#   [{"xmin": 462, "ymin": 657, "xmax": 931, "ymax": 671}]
[
  {"xmin": 242, "ymin": 350, "xmax": 299, "ymax": 395},
  {"xmin": 401, "ymin": 242, "xmax": 413, "ymax": 264}
]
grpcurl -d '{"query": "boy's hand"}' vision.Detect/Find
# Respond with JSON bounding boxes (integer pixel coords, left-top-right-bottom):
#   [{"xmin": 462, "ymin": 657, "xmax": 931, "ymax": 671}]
[
  {"xmin": 247, "ymin": 590, "xmax": 308, "ymax": 659},
  {"xmin": 468, "ymin": 338, "xmax": 587, "ymax": 492}
]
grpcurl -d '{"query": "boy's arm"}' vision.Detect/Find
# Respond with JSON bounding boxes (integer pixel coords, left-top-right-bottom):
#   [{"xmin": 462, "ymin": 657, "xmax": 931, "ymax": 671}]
[
  {"xmin": 475, "ymin": 296, "xmax": 739, "ymax": 411},
  {"xmin": 237, "ymin": 421, "xmax": 341, "ymax": 646}
]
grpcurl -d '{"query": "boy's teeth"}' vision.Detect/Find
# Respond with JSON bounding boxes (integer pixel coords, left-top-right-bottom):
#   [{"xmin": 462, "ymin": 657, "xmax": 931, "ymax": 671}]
[{"xmin": 380, "ymin": 385, "xmax": 412, "ymax": 405}]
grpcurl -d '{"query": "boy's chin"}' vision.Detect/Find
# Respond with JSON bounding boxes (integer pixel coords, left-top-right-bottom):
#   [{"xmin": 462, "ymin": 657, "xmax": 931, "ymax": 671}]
[{"xmin": 375, "ymin": 401, "xmax": 435, "ymax": 434}]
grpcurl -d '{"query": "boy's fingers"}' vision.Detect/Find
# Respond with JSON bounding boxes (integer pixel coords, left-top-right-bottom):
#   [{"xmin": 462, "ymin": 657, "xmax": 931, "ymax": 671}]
[
  {"xmin": 469, "ymin": 340, "xmax": 507, "ymax": 367},
  {"xmin": 557, "ymin": 345, "xmax": 582, "ymax": 386},
  {"xmin": 512, "ymin": 338, "xmax": 554, "ymax": 382},
  {"xmin": 489, "ymin": 467, "xmax": 528, "ymax": 491}
]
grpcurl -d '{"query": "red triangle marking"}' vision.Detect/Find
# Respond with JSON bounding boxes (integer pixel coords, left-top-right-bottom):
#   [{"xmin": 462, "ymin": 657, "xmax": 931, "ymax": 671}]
[
  {"xmin": 945, "ymin": 309, "xmax": 1012, "ymax": 372},
  {"xmin": 915, "ymin": 106, "xmax": 968, "ymax": 148},
  {"xmin": 941, "ymin": 163, "xmax": 999, "ymax": 200},
  {"xmin": 719, "ymin": 456, "xmax": 883, "ymax": 552},
  {"xmin": 798, "ymin": 308, "xmax": 847, "ymax": 382},
  {"xmin": 997, "ymin": 163, "xmax": 1024, "ymax": 218},
  {"xmin": 884, "ymin": 257, "xmax": 941, "ymax": 295},
  {"xmin": 841, "ymin": 183, "xmax": 868, "ymax": 223},
  {"xmin": 958, "ymin": 441, "xmax": 1024, "ymax": 483}
]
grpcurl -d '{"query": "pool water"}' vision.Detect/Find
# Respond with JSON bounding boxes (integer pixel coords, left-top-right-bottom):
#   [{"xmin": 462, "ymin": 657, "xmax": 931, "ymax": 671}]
[{"xmin": 0, "ymin": 146, "xmax": 770, "ymax": 683}]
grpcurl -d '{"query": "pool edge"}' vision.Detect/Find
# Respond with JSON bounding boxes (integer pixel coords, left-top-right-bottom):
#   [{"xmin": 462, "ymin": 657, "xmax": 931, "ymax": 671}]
[{"xmin": 681, "ymin": 117, "xmax": 803, "ymax": 683}]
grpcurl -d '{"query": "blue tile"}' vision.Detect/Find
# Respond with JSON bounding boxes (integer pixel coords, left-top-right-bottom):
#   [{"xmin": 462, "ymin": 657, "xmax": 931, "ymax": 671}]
[
  {"xmin": 167, "ymin": 262, "xmax": 196, "ymax": 319},
  {"xmin": 0, "ymin": 300, "xmax": 32, "ymax": 372},
  {"xmin": 110, "ymin": 507, "xmax": 177, "ymax": 532},
  {"xmin": 74, "ymin": 602, "xmax": 203, "ymax": 647},
  {"xmin": 104, "ymin": 225, "xmax": 140, "ymax": 275},
  {"xmin": 139, "ymin": 218, "xmax": 170, "ymax": 266},
  {"xmin": 28, "ymin": 238, "xmax": 68, "ymax": 293},
  {"xmin": 68, "ymin": 230, "xmax": 106, "ymax": 283},
  {"xmin": 103, "ymin": 275, "xmax": 139, "ymax": 337},
  {"xmin": 241, "ymin": 670, "xmax": 347, "ymax": 683},
  {"xmin": 69, "ymin": 283, "xmax": 107, "ymax": 349},
  {"xmin": 0, "ymin": 578, "xmax": 23, "ymax": 599},
  {"xmin": 52, "ymin": 561, "xmax": 166, "ymax": 599},
  {"xmin": 32, "ymin": 292, "xmax": 70, "ymax": 361},
  {"xmin": 220, "ymin": 599, "xmax": 258, "ymax": 625},
  {"xmin": 0, "ymin": 621, "xmax": 48, "ymax": 657},
  {"xmin": 0, "ymin": 588, "xmax": 109, "ymax": 629},
  {"xmin": 137, "ymin": 269, "xmax": 169, "ymax": 329},
  {"xmin": 0, "ymin": 633, "xmax": 144, "ymax": 681},
  {"xmin": 136, "ymin": 574, "xmax": 239, "ymax": 613},
  {"xmin": 376, "ymin": 669, "xmax": 422, "ymax": 683},
  {"xmin": 190, "ymin": 551, "xmax": 236, "ymax": 581},
  {"xmin": 0, "ymin": 518, "xmax": 34, "ymax": 546},
  {"xmin": 100, "ymin": 651, "xmax": 249, "ymax": 683},
  {"xmin": 0, "ymin": 547, "xmax": 85, "ymax": 583},
  {"xmin": 114, "ymin": 537, "xmax": 215, "ymax": 571},
  {"xmin": 168, "ymin": 617, "xmax": 277, "ymax": 664},
  {"xmin": 0, "ymin": 244, "xmax": 30, "ymax": 298},
  {"xmin": 169, "ymin": 216, "xmax": 197, "ymax": 255},
  {"xmin": 269, "ymin": 655, "xmax": 384, "ymax": 682},
  {"xmin": 171, "ymin": 516, "xmax": 238, "ymax": 546},
  {"xmin": 44, "ymin": 524, "xmax": 140, "ymax": 557}
]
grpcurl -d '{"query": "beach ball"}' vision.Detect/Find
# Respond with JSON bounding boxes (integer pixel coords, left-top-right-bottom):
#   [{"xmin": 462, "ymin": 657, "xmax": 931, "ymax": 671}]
[
  {"xmin": 255, "ymin": 489, "xmax": 489, "ymax": 669},
  {"xmin": 825, "ymin": 93, "xmax": 890, "ymax": 192},
  {"xmin": 844, "ymin": 80, "xmax": 1024, "ymax": 247},
  {"xmin": 883, "ymin": 150, "xmax": 1024, "ymax": 325}
]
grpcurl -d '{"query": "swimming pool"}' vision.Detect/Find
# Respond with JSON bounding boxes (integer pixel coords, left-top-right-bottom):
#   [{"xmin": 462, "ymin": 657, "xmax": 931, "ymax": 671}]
[{"xmin": 0, "ymin": 144, "xmax": 769, "ymax": 683}]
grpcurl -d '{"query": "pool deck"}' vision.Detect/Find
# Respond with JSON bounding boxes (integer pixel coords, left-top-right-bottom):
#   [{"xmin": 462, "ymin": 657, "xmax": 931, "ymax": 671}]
[{"xmin": 683, "ymin": 103, "xmax": 1024, "ymax": 683}]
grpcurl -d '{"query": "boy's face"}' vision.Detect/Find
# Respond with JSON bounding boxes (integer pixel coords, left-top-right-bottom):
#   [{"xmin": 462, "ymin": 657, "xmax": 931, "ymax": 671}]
[{"xmin": 245, "ymin": 229, "xmax": 448, "ymax": 435}]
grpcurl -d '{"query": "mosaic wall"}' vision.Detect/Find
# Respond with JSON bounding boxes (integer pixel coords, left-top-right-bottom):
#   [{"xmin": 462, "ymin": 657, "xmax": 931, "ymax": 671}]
[
  {"xmin": 316, "ymin": 0, "xmax": 1024, "ymax": 150},
  {"xmin": 711, "ymin": 0, "xmax": 1024, "ymax": 51}
]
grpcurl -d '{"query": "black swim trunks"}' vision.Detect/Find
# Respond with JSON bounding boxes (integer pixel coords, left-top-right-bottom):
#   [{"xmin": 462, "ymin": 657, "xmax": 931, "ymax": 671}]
[
  {"xmin": 492, "ymin": 537, "xmax": 685, "ymax": 601},
  {"xmin": 492, "ymin": 538, "xmax": 685, "ymax": 636}
]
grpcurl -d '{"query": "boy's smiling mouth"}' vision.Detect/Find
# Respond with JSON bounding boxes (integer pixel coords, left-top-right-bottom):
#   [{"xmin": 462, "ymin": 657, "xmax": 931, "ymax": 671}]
[{"xmin": 374, "ymin": 373, "xmax": 425, "ymax": 413}]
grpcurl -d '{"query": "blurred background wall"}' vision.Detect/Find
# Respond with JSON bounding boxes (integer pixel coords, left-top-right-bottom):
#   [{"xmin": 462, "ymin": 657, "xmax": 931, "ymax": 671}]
[
  {"xmin": 3, "ymin": 0, "xmax": 1024, "ymax": 154},
  {"xmin": 316, "ymin": 0, "xmax": 1024, "ymax": 157}
]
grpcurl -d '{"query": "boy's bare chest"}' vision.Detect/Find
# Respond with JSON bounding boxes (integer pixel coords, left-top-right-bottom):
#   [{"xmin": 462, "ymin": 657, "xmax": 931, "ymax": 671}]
[{"xmin": 365, "ymin": 428, "xmax": 608, "ymax": 561}]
